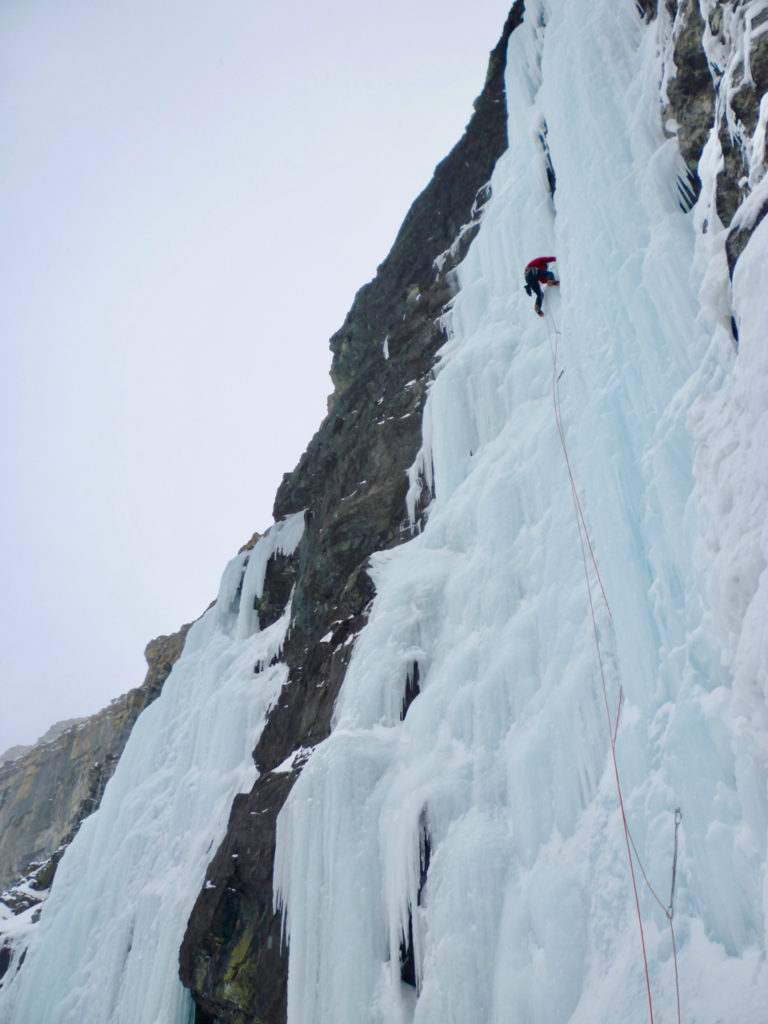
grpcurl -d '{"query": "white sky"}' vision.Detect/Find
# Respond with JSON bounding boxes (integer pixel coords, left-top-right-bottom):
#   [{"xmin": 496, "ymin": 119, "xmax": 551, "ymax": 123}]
[{"xmin": 0, "ymin": 0, "xmax": 513, "ymax": 754}]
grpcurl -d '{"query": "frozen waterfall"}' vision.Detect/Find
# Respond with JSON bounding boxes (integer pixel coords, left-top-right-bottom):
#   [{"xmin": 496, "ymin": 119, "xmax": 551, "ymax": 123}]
[
  {"xmin": 0, "ymin": 513, "xmax": 304, "ymax": 1023},
  {"xmin": 2, "ymin": 1, "xmax": 767, "ymax": 1022},
  {"xmin": 274, "ymin": 3, "xmax": 768, "ymax": 1023}
]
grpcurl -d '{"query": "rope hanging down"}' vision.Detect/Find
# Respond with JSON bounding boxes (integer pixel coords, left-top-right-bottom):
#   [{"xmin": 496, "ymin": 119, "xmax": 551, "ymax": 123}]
[
  {"xmin": 543, "ymin": 301, "xmax": 683, "ymax": 1024},
  {"xmin": 546, "ymin": 307, "xmax": 612, "ymax": 619}
]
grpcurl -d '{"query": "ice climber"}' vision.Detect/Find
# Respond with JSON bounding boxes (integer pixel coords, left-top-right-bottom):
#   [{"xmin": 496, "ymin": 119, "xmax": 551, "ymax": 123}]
[{"xmin": 524, "ymin": 256, "xmax": 559, "ymax": 317}]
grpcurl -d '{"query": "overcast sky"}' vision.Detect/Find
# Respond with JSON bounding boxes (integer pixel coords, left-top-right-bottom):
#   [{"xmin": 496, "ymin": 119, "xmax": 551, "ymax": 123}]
[{"xmin": 1, "ymin": 0, "xmax": 513, "ymax": 755}]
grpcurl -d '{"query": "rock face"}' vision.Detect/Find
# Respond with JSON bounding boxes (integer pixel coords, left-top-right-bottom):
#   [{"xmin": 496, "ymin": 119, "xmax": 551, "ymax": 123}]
[
  {"xmin": 0, "ymin": 719, "xmax": 86, "ymax": 770},
  {"xmin": 663, "ymin": 0, "xmax": 715, "ymax": 204},
  {"xmin": 656, "ymin": 0, "xmax": 768, "ymax": 272},
  {"xmin": 2, "ymin": 1, "xmax": 764, "ymax": 1020},
  {"xmin": 179, "ymin": 3, "xmax": 768, "ymax": 1021},
  {"xmin": 178, "ymin": 6, "xmax": 524, "ymax": 1022},
  {"xmin": 0, "ymin": 624, "xmax": 191, "ymax": 902}
]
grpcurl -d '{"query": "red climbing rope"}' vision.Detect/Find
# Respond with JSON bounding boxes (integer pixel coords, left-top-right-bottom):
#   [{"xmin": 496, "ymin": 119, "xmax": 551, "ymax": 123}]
[
  {"xmin": 543, "ymin": 302, "xmax": 655, "ymax": 1024},
  {"xmin": 542, "ymin": 295, "xmax": 684, "ymax": 1023},
  {"xmin": 546, "ymin": 307, "xmax": 612, "ymax": 619}
]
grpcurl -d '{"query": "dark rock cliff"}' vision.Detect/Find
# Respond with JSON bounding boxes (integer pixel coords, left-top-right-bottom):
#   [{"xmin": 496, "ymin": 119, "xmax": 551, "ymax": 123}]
[
  {"xmin": 2, "ymin": 0, "xmax": 763, "ymax": 1018},
  {"xmin": 178, "ymin": 5, "xmax": 524, "ymax": 1022},
  {"xmin": 180, "ymin": 3, "xmax": 768, "ymax": 1020},
  {"xmin": 654, "ymin": 0, "xmax": 768, "ymax": 273}
]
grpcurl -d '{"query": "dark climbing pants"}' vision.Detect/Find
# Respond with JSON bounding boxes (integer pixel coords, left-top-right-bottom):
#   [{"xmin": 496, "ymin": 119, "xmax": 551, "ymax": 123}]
[{"xmin": 525, "ymin": 269, "xmax": 554, "ymax": 311}]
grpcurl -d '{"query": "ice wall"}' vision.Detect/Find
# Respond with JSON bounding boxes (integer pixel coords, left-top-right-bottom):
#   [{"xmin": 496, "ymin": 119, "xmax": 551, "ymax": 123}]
[
  {"xmin": 275, "ymin": 3, "xmax": 768, "ymax": 1023},
  {"xmin": 0, "ymin": 512, "xmax": 304, "ymax": 1024}
]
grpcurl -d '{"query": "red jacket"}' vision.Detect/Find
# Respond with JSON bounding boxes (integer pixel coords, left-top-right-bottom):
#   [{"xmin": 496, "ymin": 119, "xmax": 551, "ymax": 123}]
[{"xmin": 525, "ymin": 256, "xmax": 556, "ymax": 271}]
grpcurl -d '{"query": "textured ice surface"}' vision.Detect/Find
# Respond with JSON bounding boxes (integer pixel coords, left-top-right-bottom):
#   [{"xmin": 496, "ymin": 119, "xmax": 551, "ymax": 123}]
[
  {"xmin": 0, "ymin": 514, "xmax": 303, "ymax": 1023},
  {"xmin": 275, "ymin": 3, "xmax": 768, "ymax": 1023},
  {"xmin": 2, "ymin": 1, "xmax": 767, "ymax": 1021}
]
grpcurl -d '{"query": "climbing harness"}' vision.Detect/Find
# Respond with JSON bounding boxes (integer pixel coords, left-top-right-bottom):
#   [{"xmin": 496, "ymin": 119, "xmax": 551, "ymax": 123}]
[{"xmin": 543, "ymin": 300, "xmax": 683, "ymax": 1024}]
